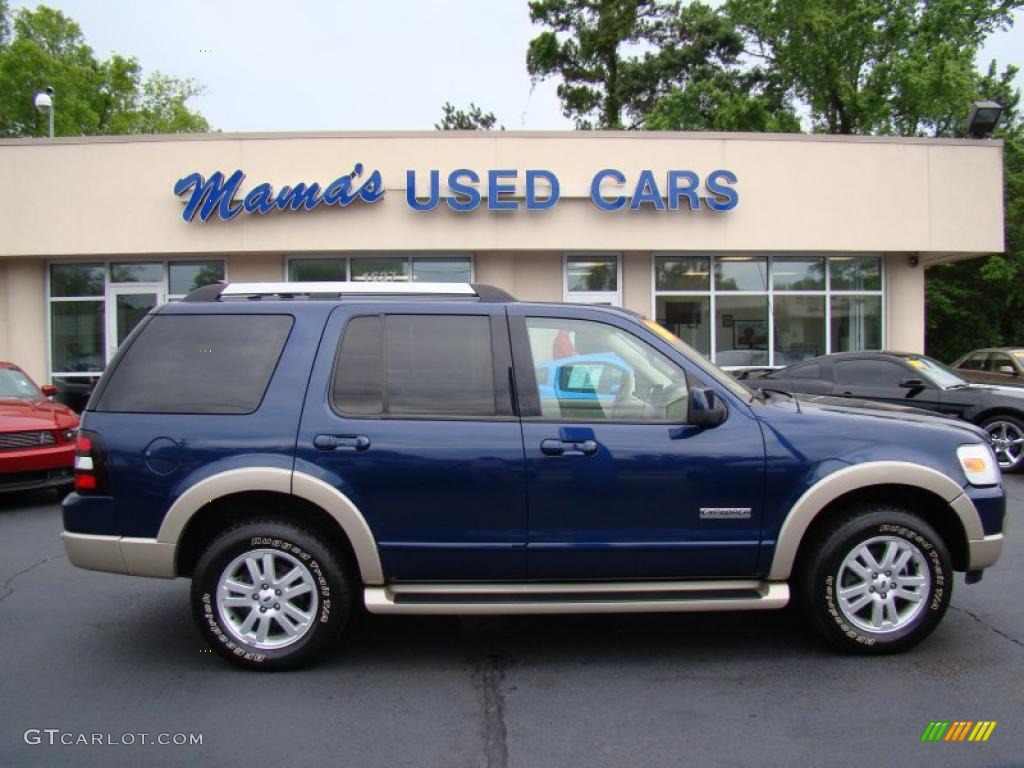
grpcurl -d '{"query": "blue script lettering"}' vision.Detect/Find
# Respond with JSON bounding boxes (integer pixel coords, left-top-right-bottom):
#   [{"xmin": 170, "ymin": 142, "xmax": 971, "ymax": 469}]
[{"xmin": 174, "ymin": 164, "xmax": 385, "ymax": 222}]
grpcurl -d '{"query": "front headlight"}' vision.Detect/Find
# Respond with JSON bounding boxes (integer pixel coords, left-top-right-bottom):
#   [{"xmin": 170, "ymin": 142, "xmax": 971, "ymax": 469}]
[{"xmin": 957, "ymin": 444, "xmax": 1000, "ymax": 486}]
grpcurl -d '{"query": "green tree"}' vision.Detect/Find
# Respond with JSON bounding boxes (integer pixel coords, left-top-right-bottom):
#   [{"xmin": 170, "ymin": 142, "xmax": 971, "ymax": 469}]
[
  {"xmin": 727, "ymin": 0, "xmax": 1022, "ymax": 135},
  {"xmin": 527, "ymin": 0, "xmax": 797, "ymax": 131},
  {"xmin": 0, "ymin": 3, "xmax": 209, "ymax": 137},
  {"xmin": 435, "ymin": 101, "xmax": 502, "ymax": 130}
]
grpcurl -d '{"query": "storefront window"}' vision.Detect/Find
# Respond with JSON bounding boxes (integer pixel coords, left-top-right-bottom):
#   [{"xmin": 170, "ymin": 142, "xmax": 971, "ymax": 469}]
[
  {"xmin": 653, "ymin": 253, "xmax": 883, "ymax": 367},
  {"xmin": 412, "ymin": 257, "xmax": 472, "ymax": 283},
  {"xmin": 656, "ymin": 255, "xmax": 710, "ymax": 291},
  {"xmin": 715, "ymin": 256, "xmax": 768, "ymax": 291},
  {"xmin": 168, "ymin": 261, "xmax": 225, "ymax": 297},
  {"xmin": 48, "ymin": 260, "xmax": 225, "ymax": 409},
  {"xmin": 656, "ymin": 296, "xmax": 710, "ymax": 356},
  {"xmin": 111, "ymin": 263, "xmax": 163, "ymax": 283},
  {"xmin": 51, "ymin": 302, "xmax": 104, "ymax": 373},
  {"xmin": 716, "ymin": 295, "xmax": 769, "ymax": 366},
  {"xmin": 289, "ymin": 258, "xmax": 346, "ymax": 282},
  {"xmin": 774, "ymin": 295, "xmax": 826, "ymax": 365},
  {"xmin": 50, "ymin": 264, "xmax": 104, "ymax": 297},
  {"xmin": 566, "ymin": 255, "xmax": 617, "ymax": 292},
  {"xmin": 564, "ymin": 253, "xmax": 620, "ymax": 305},
  {"xmin": 831, "ymin": 295, "xmax": 882, "ymax": 352},
  {"xmin": 772, "ymin": 257, "xmax": 824, "ymax": 290},
  {"xmin": 288, "ymin": 254, "xmax": 474, "ymax": 284},
  {"xmin": 351, "ymin": 257, "xmax": 410, "ymax": 282},
  {"xmin": 830, "ymin": 256, "xmax": 881, "ymax": 291}
]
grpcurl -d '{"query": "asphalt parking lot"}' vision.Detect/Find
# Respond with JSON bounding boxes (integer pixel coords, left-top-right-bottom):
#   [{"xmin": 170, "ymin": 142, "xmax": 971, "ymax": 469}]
[{"xmin": 1, "ymin": 481, "xmax": 1021, "ymax": 768}]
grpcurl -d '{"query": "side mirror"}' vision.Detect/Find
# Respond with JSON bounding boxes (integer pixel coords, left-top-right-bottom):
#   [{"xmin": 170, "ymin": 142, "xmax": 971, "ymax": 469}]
[
  {"xmin": 41, "ymin": 384, "xmax": 58, "ymax": 397},
  {"xmin": 998, "ymin": 365, "xmax": 1017, "ymax": 375},
  {"xmin": 898, "ymin": 378, "xmax": 926, "ymax": 389},
  {"xmin": 688, "ymin": 387, "xmax": 727, "ymax": 428}
]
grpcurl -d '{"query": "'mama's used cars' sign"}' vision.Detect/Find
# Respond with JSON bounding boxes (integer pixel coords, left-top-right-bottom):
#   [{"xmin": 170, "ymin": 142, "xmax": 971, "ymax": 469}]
[{"xmin": 173, "ymin": 165, "xmax": 738, "ymax": 222}]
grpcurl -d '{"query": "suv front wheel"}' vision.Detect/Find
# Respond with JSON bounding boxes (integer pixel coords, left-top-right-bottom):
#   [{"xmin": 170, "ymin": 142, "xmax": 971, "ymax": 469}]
[
  {"xmin": 799, "ymin": 506, "xmax": 952, "ymax": 654},
  {"xmin": 191, "ymin": 519, "xmax": 351, "ymax": 670}
]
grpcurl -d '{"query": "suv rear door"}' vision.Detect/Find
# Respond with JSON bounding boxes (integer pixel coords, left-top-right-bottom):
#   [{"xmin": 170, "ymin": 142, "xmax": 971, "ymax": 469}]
[
  {"xmin": 508, "ymin": 305, "xmax": 766, "ymax": 581},
  {"xmin": 296, "ymin": 302, "xmax": 526, "ymax": 581}
]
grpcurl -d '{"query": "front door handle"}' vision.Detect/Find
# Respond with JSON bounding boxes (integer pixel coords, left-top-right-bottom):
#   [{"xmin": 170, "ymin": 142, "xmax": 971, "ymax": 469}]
[
  {"xmin": 313, "ymin": 434, "xmax": 371, "ymax": 452},
  {"xmin": 540, "ymin": 438, "xmax": 599, "ymax": 457}
]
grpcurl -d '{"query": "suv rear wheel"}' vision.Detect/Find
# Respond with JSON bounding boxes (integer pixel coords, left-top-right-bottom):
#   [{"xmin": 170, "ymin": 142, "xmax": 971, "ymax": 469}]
[
  {"xmin": 191, "ymin": 519, "xmax": 351, "ymax": 670},
  {"xmin": 799, "ymin": 506, "xmax": 951, "ymax": 654}
]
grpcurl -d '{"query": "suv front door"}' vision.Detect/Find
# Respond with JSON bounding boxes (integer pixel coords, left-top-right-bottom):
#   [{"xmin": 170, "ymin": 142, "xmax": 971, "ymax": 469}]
[
  {"xmin": 509, "ymin": 306, "xmax": 765, "ymax": 581},
  {"xmin": 296, "ymin": 304, "xmax": 526, "ymax": 581}
]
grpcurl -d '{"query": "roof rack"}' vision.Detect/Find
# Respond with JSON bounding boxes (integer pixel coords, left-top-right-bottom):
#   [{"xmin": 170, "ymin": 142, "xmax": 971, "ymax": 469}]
[{"xmin": 182, "ymin": 281, "xmax": 516, "ymax": 303}]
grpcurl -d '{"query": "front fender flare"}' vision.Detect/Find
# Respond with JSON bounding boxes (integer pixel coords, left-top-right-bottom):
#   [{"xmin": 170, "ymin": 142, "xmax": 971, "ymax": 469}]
[{"xmin": 767, "ymin": 461, "xmax": 980, "ymax": 581}]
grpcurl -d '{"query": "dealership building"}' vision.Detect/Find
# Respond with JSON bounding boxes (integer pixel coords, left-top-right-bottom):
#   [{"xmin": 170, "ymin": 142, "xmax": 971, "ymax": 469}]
[{"xmin": 0, "ymin": 131, "xmax": 1005, "ymax": 403}]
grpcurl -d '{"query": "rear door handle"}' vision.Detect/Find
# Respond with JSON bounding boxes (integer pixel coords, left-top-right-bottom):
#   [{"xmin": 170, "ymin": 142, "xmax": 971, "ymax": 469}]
[
  {"xmin": 540, "ymin": 438, "xmax": 599, "ymax": 457},
  {"xmin": 313, "ymin": 434, "xmax": 371, "ymax": 451}
]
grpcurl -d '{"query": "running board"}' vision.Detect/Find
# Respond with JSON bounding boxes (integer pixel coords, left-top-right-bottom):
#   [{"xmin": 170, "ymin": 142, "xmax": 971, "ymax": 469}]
[{"xmin": 364, "ymin": 580, "xmax": 789, "ymax": 615}]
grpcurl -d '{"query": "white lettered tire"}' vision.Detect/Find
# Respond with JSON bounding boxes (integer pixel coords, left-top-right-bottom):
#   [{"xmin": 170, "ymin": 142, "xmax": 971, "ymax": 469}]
[
  {"xmin": 799, "ymin": 506, "xmax": 952, "ymax": 654},
  {"xmin": 191, "ymin": 519, "xmax": 351, "ymax": 670}
]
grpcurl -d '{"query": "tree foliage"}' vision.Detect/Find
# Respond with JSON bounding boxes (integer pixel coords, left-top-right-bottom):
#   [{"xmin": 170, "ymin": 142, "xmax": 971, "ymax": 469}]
[
  {"xmin": 526, "ymin": 0, "xmax": 798, "ymax": 130},
  {"xmin": 727, "ymin": 0, "xmax": 1022, "ymax": 135},
  {"xmin": 0, "ymin": 3, "xmax": 210, "ymax": 137},
  {"xmin": 435, "ymin": 101, "xmax": 502, "ymax": 130}
]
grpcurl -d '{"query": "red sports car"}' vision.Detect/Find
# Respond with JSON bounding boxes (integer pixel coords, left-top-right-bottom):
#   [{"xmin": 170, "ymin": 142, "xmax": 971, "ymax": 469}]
[{"xmin": 0, "ymin": 362, "xmax": 78, "ymax": 493}]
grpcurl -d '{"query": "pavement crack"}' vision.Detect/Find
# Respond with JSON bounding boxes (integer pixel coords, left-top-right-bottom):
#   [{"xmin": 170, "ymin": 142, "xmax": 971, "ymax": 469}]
[
  {"xmin": 0, "ymin": 552, "xmax": 65, "ymax": 603},
  {"xmin": 472, "ymin": 653, "xmax": 509, "ymax": 768},
  {"xmin": 950, "ymin": 605, "xmax": 1024, "ymax": 649}
]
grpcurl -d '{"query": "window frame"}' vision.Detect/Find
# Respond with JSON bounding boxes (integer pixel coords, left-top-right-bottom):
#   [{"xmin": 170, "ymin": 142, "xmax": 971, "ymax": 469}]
[
  {"xmin": 511, "ymin": 314, "xmax": 698, "ymax": 426},
  {"xmin": 285, "ymin": 253, "xmax": 475, "ymax": 284},
  {"xmin": 328, "ymin": 311, "xmax": 515, "ymax": 422},
  {"xmin": 651, "ymin": 252, "xmax": 885, "ymax": 369},
  {"xmin": 563, "ymin": 252, "xmax": 623, "ymax": 306},
  {"xmin": 46, "ymin": 258, "xmax": 228, "ymax": 382}
]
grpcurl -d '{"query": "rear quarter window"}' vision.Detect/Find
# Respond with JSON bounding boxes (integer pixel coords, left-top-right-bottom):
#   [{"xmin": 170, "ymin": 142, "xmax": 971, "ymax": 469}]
[{"xmin": 94, "ymin": 314, "xmax": 293, "ymax": 414}]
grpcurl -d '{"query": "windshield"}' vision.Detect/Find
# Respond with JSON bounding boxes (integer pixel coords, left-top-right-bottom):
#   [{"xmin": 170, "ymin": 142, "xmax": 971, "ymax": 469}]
[
  {"xmin": 0, "ymin": 368, "xmax": 42, "ymax": 399},
  {"xmin": 640, "ymin": 317, "xmax": 754, "ymax": 402},
  {"xmin": 905, "ymin": 356, "xmax": 969, "ymax": 389}
]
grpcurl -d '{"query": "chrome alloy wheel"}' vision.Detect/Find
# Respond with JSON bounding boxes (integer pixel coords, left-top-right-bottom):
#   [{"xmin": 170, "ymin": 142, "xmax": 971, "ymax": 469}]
[
  {"xmin": 836, "ymin": 536, "xmax": 931, "ymax": 634},
  {"xmin": 985, "ymin": 420, "xmax": 1024, "ymax": 470},
  {"xmin": 216, "ymin": 548, "xmax": 319, "ymax": 650}
]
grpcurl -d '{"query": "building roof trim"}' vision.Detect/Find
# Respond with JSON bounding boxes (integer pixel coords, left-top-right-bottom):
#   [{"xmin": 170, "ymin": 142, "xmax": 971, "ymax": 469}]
[{"xmin": 0, "ymin": 130, "xmax": 1004, "ymax": 149}]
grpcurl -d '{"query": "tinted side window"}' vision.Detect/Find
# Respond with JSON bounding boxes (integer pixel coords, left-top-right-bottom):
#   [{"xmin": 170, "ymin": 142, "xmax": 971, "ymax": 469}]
[
  {"xmin": 95, "ymin": 314, "xmax": 292, "ymax": 414},
  {"xmin": 961, "ymin": 353, "xmax": 988, "ymax": 371},
  {"xmin": 786, "ymin": 363, "xmax": 822, "ymax": 380},
  {"xmin": 835, "ymin": 359, "xmax": 908, "ymax": 388},
  {"xmin": 988, "ymin": 353, "xmax": 1014, "ymax": 372},
  {"xmin": 333, "ymin": 315, "xmax": 496, "ymax": 418},
  {"xmin": 332, "ymin": 316, "xmax": 384, "ymax": 416}
]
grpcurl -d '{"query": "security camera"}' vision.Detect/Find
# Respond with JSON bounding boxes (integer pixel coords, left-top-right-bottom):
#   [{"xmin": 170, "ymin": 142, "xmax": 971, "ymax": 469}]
[
  {"xmin": 45, "ymin": 86, "xmax": 54, "ymax": 96},
  {"xmin": 908, "ymin": 255, "xmax": 920, "ymax": 268}
]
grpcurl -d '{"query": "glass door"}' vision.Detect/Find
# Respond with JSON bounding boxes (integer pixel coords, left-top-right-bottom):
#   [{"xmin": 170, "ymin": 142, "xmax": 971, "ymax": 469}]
[{"xmin": 106, "ymin": 283, "xmax": 165, "ymax": 362}]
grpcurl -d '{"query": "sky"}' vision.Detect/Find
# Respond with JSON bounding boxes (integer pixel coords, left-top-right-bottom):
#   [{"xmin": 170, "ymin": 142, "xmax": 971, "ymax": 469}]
[{"xmin": 9, "ymin": 0, "xmax": 1024, "ymax": 133}]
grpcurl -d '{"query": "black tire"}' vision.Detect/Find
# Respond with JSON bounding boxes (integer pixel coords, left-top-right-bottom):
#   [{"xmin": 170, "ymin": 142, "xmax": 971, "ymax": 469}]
[
  {"xmin": 798, "ymin": 506, "xmax": 952, "ymax": 654},
  {"xmin": 979, "ymin": 414, "xmax": 1024, "ymax": 473},
  {"xmin": 191, "ymin": 518, "xmax": 351, "ymax": 670}
]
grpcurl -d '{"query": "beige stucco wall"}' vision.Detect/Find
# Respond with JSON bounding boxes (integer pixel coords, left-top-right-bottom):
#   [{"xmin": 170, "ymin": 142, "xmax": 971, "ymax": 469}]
[
  {"xmin": 0, "ymin": 131, "xmax": 1005, "ymax": 380},
  {"xmin": 0, "ymin": 260, "xmax": 47, "ymax": 381},
  {"xmin": 885, "ymin": 252, "xmax": 926, "ymax": 352},
  {"xmin": 0, "ymin": 131, "xmax": 1004, "ymax": 258}
]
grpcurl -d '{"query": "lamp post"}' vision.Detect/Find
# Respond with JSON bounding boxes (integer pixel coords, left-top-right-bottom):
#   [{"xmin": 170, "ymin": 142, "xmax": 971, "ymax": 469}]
[{"xmin": 34, "ymin": 87, "xmax": 54, "ymax": 137}]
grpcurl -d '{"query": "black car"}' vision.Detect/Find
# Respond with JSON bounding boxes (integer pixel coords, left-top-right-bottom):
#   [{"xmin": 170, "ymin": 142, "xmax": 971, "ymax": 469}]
[{"xmin": 751, "ymin": 351, "xmax": 1024, "ymax": 472}]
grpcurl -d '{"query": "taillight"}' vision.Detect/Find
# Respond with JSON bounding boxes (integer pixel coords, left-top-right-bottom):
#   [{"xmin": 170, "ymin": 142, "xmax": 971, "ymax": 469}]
[{"xmin": 74, "ymin": 429, "xmax": 109, "ymax": 494}]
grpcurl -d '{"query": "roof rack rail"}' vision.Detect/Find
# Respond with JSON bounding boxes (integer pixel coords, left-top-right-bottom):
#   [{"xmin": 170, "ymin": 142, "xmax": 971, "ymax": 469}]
[{"xmin": 181, "ymin": 281, "xmax": 516, "ymax": 303}]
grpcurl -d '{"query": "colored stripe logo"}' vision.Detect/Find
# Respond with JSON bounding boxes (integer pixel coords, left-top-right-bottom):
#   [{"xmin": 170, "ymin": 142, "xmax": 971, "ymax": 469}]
[{"xmin": 921, "ymin": 721, "xmax": 997, "ymax": 742}]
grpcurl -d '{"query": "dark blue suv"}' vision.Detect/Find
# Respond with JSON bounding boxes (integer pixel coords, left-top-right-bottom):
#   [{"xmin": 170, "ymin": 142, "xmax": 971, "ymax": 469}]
[{"xmin": 62, "ymin": 282, "xmax": 1006, "ymax": 669}]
